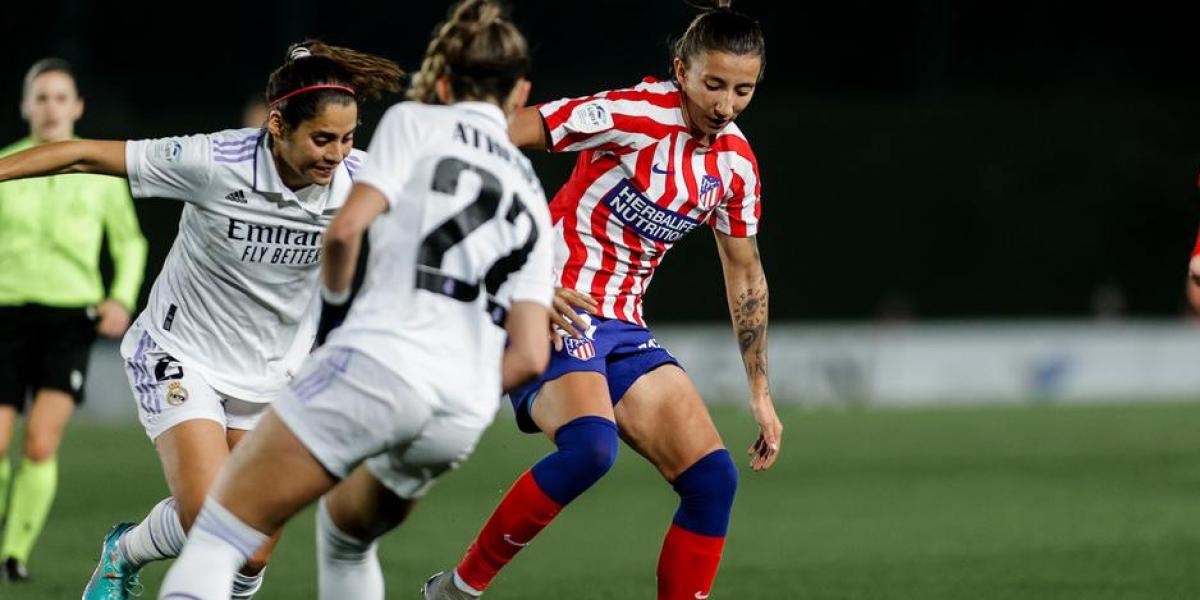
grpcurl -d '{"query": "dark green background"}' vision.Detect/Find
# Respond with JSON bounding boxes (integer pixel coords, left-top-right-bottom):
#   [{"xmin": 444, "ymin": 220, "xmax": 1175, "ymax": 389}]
[{"xmin": 4, "ymin": 1, "xmax": 1199, "ymax": 320}]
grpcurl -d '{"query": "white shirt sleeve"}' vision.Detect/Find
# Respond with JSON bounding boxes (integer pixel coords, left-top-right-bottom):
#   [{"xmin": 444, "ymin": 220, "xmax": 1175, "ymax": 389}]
[
  {"xmin": 496, "ymin": 192, "xmax": 554, "ymax": 309},
  {"xmin": 124, "ymin": 134, "xmax": 214, "ymax": 200},
  {"xmin": 354, "ymin": 104, "xmax": 421, "ymax": 210}
]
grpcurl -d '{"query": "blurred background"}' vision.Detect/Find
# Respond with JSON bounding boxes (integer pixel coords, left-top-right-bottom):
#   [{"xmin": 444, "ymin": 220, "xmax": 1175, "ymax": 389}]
[
  {"xmin": 5, "ymin": 2, "xmax": 1200, "ymax": 598},
  {"xmin": 6, "ymin": 0, "xmax": 1200, "ymax": 408}
]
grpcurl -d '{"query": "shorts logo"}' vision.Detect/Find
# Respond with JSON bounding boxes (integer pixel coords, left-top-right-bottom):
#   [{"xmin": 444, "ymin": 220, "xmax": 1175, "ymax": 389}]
[
  {"xmin": 564, "ymin": 337, "xmax": 596, "ymax": 360},
  {"xmin": 166, "ymin": 381, "xmax": 189, "ymax": 406},
  {"xmin": 70, "ymin": 370, "xmax": 84, "ymax": 392},
  {"xmin": 698, "ymin": 174, "xmax": 723, "ymax": 210}
]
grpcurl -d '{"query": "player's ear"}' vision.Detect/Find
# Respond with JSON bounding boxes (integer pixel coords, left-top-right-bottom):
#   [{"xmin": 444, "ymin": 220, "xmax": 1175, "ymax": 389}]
[
  {"xmin": 435, "ymin": 76, "xmax": 453, "ymax": 105},
  {"xmin": 71, "ymin": 96, "xmax": 85, "ymax": 122},
  {"xmin": 267, "ymin": 109, "xmax": 285, "ymax": 139},
  {"xmin": 673, "ymin": 56, "xmax": 688, "ymax": 85}
]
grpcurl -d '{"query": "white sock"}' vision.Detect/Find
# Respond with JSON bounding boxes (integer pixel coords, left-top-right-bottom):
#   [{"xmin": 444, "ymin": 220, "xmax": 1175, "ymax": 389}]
[
  {"xmin": 316, "ymin": 498, "xmax": 384, "ymax": 600},
  {"xmin": 453, "ymin": 570, "xmax": 483, "ymax": 596},
  {"xmin": 231, "ymin": 568, "xmax": 266, "ymax": 599},
  {"xmin": 117, "ymin": 497, "xmax": 187, "ymax": 568},
  {"xmin": 159, "ymin": 498, "xmax": 268, "ymax": 600}
]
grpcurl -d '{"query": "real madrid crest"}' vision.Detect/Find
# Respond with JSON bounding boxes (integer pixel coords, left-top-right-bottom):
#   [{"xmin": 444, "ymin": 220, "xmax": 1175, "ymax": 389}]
[{"xmin": 166, "ymin": 381, "xmax": 189, "ymax": 406}]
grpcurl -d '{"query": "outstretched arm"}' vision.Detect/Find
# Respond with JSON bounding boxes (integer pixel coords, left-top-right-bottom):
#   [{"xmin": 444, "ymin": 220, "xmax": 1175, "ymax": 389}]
[
  {"xmin": 508, "ymin": 106, "xmax": 549, "ymax": 150},
  {"xmin": 715, "ymin": 231, "xmax": 781, "ymax": 472},
  {"xmin": 0, "ymin": 140, "xmax": 127, "ymax": 181}
]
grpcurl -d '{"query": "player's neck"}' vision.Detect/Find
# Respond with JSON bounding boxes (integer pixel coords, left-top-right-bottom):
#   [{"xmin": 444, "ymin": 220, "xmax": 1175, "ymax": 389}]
[
  {"xmin": 30, "ymin": 129, "xmax": 73, "ymax": 145},
  {"xmin": 677, "ymin": 96, "xmax": 715, "ymax": 147}
]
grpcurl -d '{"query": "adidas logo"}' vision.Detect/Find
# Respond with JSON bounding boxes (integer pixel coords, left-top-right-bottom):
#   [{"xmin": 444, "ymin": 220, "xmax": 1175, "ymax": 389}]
[{"xmin": 224, "ymin": 189, "xmax": 248, "ymax": 204}]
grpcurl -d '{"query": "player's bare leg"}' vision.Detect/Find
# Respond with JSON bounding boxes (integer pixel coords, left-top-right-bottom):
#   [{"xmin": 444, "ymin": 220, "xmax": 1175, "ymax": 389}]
[
  {"xmin": 615, "ymin": 365, "xmax": 734, "ymax": 600},
  {"xmin": 2, "ymin": 390, "xmax": 73, "ymax": 580},
  {"xmin": 159, "ymin": 410, "xmax": 336, "ymax": 598},
  {"xmin": 447, "ymin": 373, "xmax": 617, "ymax": 597},
  {"xmin": 319, "ymin": 465, "xmax": 416, "ymax": 599},
  {"xmin": 84, "ymin": 420, "xmax": 279, "ymax": 599}
]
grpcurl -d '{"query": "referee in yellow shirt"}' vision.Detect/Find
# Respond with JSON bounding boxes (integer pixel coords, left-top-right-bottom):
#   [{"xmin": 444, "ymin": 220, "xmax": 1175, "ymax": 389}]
[{"xmin": 0, "ymin": 59, "xmax": 147, "ymax": 582}]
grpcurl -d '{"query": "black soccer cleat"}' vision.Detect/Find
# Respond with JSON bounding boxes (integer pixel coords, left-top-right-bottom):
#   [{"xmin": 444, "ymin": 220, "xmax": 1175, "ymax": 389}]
[{"xmin": 3, "ymin": 557, "xmax": 29, "ymax": 582}]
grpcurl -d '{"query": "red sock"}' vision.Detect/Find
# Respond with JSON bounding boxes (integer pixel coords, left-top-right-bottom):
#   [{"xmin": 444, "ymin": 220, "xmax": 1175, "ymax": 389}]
[
  {"xmin": 656, "ymin": 524, "xmax": 726, "ymax": 600},
  {"xmin": 455, "ymin": 470, "xmax": 562, "ymax": 591}
]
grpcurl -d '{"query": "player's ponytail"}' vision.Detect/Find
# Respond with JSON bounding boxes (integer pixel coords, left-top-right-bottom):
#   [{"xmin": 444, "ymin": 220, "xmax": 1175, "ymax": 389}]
[
  {"xmin": 675, "ymin": 0, "xmax": 766, "ymax": 80},
  {"xmin": 266, "ymin": 41, "xmax": 404, "ymax": 131},
  {"xmin": 408, "ymin": 0, "xmax": 530, "ymax": 105}
]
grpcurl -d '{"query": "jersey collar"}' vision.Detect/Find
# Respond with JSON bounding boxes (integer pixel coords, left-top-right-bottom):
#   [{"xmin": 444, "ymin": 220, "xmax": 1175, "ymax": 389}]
[
  {"xmin": 455, "ymin": 102, "xmax": 508, "ymax": 132},
  {"xmin": 252, "ymin": 131, "xmax": 333, "ymax": 218}
]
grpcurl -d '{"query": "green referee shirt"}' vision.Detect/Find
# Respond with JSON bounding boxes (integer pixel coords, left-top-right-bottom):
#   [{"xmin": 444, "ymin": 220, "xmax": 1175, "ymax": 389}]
[{"xmin": 0, "ymin": 137, "xmax": 148, "ymax": 311}]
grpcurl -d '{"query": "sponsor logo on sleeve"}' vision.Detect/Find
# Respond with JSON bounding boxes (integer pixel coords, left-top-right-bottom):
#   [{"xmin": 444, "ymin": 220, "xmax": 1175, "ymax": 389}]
[
  {"xmin": 154, "ymin": 139, "xmax": 183, "ymax": 163},
  {"xmin": 568, "ymin": 100, "xmax": 614, "ymax": 134}
]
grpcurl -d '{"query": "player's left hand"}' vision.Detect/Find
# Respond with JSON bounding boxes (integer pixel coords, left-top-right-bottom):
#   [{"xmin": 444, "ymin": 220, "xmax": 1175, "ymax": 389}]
[
  {"xmin": 94, "ymin": 299, "xmax": 131, "ymax": 339},
  {"xmin": 747, "ymin": 396, "xmax": 782, "ymax": 471}
]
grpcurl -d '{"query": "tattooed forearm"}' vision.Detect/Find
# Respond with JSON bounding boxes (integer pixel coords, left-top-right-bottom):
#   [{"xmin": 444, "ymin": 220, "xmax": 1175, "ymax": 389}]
[{"xmin": 733, "ymin": 276, "xmax": 769, "ymax": 379}]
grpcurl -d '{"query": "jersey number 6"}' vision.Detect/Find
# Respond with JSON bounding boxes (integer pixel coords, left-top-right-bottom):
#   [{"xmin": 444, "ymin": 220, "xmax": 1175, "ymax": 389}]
[{"xmin": 416, "ymin": 157, "xmax": 539, "ymax": 325}]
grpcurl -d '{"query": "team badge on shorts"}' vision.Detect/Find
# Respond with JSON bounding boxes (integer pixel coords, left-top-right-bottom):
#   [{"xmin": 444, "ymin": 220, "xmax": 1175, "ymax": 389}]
[
  {"xmin": 166, "ymin": 382, "xmax": 189, "ymax": 406},
  {"xmin": 564, "ymin": 337, "xmax": 596, "ymax": 360}
]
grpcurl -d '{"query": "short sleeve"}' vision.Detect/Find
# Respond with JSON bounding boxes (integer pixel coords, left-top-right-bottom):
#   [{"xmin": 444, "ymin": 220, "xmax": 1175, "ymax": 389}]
[
  {"xmin": 710, "ymin": 138, "xmax": 762, "ymax": 238},
  {"xmin": 537, "ymin": 82, "xmax": 685, "ymax": 154},
  {"xmin": 124, "ymin": 134, "xmax": 214, "ymax": 200},
  {"xmin": 353, "ymin": 104, "xmax": 421, "ymax": 210}
]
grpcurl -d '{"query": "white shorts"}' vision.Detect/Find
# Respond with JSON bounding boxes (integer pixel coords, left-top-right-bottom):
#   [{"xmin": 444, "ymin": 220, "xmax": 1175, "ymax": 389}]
[
  {"xmin": 272, "ymin": 345, "xmax": 493, "ymax": 499},
  {"xmin": 122, "ymin": 327, "xmax": 268, "ymax": 441}
]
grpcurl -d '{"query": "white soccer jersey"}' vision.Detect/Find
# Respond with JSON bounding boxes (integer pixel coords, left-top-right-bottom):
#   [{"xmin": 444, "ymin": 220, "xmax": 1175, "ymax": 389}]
[
  {"xmin": 123, "ymin": 128, "xmax": 364, "ymax": 402},
  {"xmin": 329, "ymin": 102, "xmax": 553, "ymax": 417}
]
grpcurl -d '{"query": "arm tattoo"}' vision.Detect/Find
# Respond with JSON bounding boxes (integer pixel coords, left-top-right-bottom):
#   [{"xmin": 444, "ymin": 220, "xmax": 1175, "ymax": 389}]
[{"xmin": 734, "ymin": 275, "xmax": 769, "ymax": 379}]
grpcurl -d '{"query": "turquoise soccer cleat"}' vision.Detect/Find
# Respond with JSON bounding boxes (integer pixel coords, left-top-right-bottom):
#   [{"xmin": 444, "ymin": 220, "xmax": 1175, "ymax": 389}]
[{"xmin": 81, "ymin": 522, "xmax": 143, "ymax": 599}]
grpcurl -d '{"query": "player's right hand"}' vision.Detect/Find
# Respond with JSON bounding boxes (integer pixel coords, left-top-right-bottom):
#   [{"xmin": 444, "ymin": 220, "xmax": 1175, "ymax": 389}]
[{"xmin": 550, "ymin": 287, "xmax": 598, "ymax": 350}]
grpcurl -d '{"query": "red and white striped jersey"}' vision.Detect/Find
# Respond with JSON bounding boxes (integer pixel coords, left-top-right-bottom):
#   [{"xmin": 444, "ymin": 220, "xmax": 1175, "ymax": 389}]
[{"xmin": 538, "ymin": 77, "xmax": 762, "ymax": 325}]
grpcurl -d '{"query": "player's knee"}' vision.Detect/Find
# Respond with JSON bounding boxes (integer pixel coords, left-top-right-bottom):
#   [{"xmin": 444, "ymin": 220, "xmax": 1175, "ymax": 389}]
[
  {"xmin": 23, "ymin": 430, "xmax": 61, "ymax": 462},
  {"xmin": 531, "ymin": 416, "xmax": 618, "ymax": 505},
  {"xmin": 671, "ymin": 449, "xmax": 738, "ymax": 537},
  {"xmin": 558, "ymin": 415, "xmax": 618, "ymax": 478}
]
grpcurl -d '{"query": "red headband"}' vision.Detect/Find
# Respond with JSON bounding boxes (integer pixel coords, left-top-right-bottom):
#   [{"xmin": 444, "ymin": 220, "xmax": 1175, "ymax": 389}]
[{"xmin": 269, "ymin": 84, "xmax": 356, "ymax": 107}]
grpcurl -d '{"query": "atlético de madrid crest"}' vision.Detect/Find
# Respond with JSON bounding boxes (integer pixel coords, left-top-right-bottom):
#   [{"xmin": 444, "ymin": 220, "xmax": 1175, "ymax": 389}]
[
  {"xmin": 564, "ymin": 337, "xmax": 596, "ymax": 360},
  {"xmin": 698, "ymin": 174, "xmax": 723, "ymax": 210}
]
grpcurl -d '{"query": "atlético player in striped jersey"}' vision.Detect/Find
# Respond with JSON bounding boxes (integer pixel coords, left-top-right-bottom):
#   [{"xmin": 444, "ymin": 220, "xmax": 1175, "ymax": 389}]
[{"xmin": 424, "ymin": 2, "xmax": 782, "ymax": 599}]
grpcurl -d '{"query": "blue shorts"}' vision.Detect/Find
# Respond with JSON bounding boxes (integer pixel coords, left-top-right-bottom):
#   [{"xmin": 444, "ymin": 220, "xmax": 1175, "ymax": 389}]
[{"xmin": 509, "ymin": 315, "xmax": 679, "ymax": 433}]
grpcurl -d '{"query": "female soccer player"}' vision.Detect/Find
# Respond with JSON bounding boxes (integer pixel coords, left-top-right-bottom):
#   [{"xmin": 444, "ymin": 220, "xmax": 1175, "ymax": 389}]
[
  {"xmin": 424, "ymin": 2, "xmax": 782, "ymax": 599},
  {"xmin": 0, "ymin": 58, "xmax": 147, "ymax": 583},
  {"xmin": 158, "ymin": 2, "xmax": 550, "ymax": 599},
  {"xmin": 0, "ymin": 42, "xmax": 401, "ymax": 599}
]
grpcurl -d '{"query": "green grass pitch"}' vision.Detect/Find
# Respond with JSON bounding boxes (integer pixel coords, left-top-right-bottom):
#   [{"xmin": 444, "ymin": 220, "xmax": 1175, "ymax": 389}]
[{"xmin": 7, "ymin": 402, "xmax": 1200, "ymax": 598}]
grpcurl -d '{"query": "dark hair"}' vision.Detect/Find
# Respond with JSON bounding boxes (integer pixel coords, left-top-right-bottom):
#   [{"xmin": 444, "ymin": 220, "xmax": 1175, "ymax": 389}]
[
  {"xmin": 266, "ymin": 41, "xmax": 404, "ymax": 130},
  {"xmin": 409, "ymin": 0, "xmax": 530, "ymax": 104},
  {"xmin": 674, "ymin": 1, "xmax": 766, "ymax": 80},
  {"xmin": 23, "ymin": 58, "xmax": 77, "ymax": 98}
]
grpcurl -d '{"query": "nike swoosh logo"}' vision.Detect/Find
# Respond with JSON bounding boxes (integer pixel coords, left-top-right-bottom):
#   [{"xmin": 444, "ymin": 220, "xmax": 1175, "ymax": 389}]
[
  {"xmin": 695, "ymin": 593, "xmax": 710, "ymax": 599},
  {"xmin": 503, "ymin": 534, "xmax": 530, "ymax": 547},
  {"xmin": 652, "ymin": 163, "xmax": 674, "ymax": 175}
]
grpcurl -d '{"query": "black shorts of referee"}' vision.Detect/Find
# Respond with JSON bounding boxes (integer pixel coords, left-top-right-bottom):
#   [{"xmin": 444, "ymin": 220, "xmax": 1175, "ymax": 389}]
[{"xmin": 0, "ymin": 304, "xmax": 97, "ymax": 411}]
